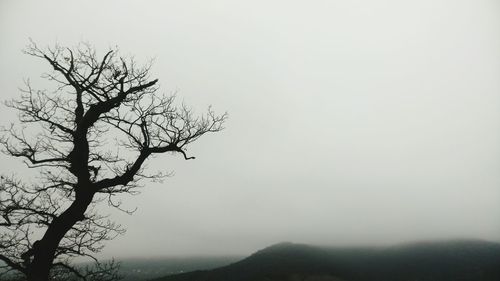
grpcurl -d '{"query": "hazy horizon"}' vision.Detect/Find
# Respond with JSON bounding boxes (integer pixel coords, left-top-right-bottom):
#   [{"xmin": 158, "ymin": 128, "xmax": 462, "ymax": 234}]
[
  {"xmin": 88, "ymin": 238, "xmax": 500, "ymax": 260},
  {"xmin": 1, "ymin": 0, "xmax": 500, "ymax": 259}
]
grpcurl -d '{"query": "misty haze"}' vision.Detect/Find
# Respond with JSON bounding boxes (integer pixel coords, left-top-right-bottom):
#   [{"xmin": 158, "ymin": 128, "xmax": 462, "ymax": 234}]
[{"xmin": 1, "ymin": 1, "xmax": 500, "ymax": 281}]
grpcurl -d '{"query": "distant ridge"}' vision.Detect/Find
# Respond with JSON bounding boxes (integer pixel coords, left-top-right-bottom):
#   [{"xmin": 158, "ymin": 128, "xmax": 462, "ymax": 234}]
[{"xmin": 151, "ymin": 240, "xmax": 500, "ymax": 281}]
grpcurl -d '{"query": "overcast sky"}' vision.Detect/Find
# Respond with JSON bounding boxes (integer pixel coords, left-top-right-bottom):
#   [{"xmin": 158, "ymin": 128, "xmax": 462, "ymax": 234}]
[{"xmin": 1, "ymin": 0, "xmax": 500, "ymax": 258}]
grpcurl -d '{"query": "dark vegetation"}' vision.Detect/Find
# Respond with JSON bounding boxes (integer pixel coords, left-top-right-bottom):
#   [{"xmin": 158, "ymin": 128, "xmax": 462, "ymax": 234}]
[{"xmin": 151, "ymin": 240, "xmax": 500, "ymax": 281}]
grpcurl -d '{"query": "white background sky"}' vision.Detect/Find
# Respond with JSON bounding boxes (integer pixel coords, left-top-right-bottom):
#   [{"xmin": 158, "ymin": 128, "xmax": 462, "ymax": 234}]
[{"xmin": 1, "ymin": 0, "xmax": 500, "ymax": 258}]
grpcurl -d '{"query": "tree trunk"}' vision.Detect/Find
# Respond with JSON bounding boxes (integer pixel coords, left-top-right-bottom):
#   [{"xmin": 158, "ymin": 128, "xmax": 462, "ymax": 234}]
[{"xmin": 27, "ymin": 191, "xmax": 94, "ymax": 281}]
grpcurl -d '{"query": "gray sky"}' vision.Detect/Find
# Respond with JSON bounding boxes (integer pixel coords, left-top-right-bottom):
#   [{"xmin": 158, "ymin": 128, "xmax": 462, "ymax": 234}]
[{"xmin": 1, "ymin": 0, "xmax": 500, "ymax": 258}]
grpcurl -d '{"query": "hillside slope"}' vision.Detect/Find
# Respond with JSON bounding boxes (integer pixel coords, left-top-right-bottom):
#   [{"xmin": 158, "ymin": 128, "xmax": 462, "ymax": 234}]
[{"xmin": 151, "ymin": 240, "xmax": 500, "ymax": 281}]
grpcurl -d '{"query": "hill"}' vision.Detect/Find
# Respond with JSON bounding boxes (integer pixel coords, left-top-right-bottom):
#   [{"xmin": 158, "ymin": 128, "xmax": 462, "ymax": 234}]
[{"xmin": 151, "ymin": 240, "xmax": 500, "ymax": 281}]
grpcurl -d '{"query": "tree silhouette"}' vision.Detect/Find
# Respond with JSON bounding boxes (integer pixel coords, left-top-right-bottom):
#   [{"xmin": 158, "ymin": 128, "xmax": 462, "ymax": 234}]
[{"xmin": 0, "ymin": 41, "xmax": 226, "ymax": 281}]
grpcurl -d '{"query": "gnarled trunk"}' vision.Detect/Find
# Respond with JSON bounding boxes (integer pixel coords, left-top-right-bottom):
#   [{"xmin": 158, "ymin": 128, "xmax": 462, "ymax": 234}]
[{"xmin": 27, "ymin": 191, "xmax": 94, "ymax": 281}]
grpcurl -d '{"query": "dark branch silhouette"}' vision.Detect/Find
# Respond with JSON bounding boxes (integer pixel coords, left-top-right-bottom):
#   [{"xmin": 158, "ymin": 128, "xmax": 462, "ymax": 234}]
[{"xmin": 0, "ymin": 40, "xmax": 227, "ymax": 281}]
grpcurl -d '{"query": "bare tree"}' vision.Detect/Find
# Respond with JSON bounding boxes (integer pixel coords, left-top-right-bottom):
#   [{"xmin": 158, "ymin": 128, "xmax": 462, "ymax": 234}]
[{"xmin": 0, "ymin": 41, "xmax": 226, "ymax": 281}]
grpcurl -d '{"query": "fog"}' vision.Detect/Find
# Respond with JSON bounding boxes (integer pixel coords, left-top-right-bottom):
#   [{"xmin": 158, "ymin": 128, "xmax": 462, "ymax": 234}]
[{"xmin": 1, "ymin": 0, "xmax": 500, "ymax": 258}]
